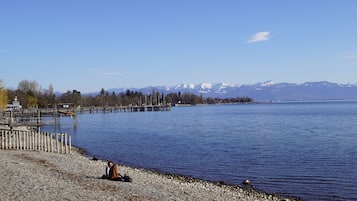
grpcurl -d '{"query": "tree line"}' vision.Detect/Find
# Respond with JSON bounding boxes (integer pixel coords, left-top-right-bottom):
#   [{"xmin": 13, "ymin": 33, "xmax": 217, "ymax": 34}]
[{"xmin": 0, "ymin": 80, "xmax": 253, "ymax": 111}]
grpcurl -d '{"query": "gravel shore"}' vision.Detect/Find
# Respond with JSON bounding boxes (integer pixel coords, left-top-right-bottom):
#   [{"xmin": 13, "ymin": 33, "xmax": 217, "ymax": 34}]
[{"xmin": 0, "ymin": 148, "xmax": 298, "ymax": 201}]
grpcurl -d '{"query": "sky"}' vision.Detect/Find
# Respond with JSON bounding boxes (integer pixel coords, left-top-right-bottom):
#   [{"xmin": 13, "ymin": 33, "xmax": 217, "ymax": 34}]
[{"xmin": 1, "ymin": 1, "xmax": 357, "ymax": 93}]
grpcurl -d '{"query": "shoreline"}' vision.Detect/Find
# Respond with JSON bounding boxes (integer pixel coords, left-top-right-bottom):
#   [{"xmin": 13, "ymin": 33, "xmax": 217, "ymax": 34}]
[
  {"xmin": 1, "ymin": 147, "xmax": 301, "ymax": 201},
  {"xmin": 84, "ymin": 148, "xmax": 303, "ymax": 201}
]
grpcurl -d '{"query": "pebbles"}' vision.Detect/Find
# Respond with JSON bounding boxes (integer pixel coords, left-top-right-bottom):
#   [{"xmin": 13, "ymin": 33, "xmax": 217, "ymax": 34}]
[{"xmin": 0, "ymin": 149, "xmax": 297, "ymax": 201}]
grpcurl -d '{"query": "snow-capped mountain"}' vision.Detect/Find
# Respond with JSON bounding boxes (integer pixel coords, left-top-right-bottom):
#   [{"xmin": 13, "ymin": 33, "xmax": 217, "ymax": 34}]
[{"xmin": 106, "ymin": 81, "xmax": 357, "ymax": 101}]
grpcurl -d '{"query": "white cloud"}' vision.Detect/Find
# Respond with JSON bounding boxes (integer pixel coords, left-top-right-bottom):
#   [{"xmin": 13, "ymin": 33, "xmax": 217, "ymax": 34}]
[
  {"xmin": 89, "ymin": 68, "xmax": 124, "ymax": 78},
  {"xmin": 345, "ymin": 54, "xmax": 357, "ymax": 60},
  {"xmin": 246, "ymin": 32, "xmax": 270, "ymax": 43}
]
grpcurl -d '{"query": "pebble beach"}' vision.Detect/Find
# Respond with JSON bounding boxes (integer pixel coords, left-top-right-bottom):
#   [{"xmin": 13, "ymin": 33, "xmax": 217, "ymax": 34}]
[{"xmin": 0, "ymin": 148, "xmax": 299, "ymax": 201}]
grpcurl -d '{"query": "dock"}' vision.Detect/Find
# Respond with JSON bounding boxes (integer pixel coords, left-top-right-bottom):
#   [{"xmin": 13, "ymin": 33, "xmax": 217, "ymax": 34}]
[
  {"xmin": 81, "ymin": 104, "xmax": 171, "ymax": 113},
  {"xmin": 1, "ymin": 104, "xmax": 171, "ymax": 130}
]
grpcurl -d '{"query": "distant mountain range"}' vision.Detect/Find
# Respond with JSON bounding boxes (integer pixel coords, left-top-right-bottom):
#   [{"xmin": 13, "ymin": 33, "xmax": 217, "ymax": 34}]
[{"xmin": 101, "ymin": 81, "xmax": 357, "ymax": 101}]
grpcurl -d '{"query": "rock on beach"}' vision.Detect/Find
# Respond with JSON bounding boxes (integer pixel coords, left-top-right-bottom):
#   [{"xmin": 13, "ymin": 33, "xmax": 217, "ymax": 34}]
[{"xmin": 0, "ymin": 148, "xmax": 297, "ymax": 201}]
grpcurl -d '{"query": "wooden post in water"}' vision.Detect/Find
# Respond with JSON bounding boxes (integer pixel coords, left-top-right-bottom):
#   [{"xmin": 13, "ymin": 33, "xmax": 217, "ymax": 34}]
[
  {"xmin": 31, "ymin": 131, "xmax": 33, "ymax": 150},
  {"xmin": 22, "ymin": 131, "xmax": 25, "ymax": 150},
  {"xmin": 1, "ymin": 130, "xmax": 3, "ymax": 149},
  {"xmin": 49, "ymin": 132, "xmax": 51, "ymax": 152},
  {"xmin": 54, "ymin": 103, "xmax": 58, "ymax": 126},
  {"xmin": 64, "ymin": 134, "xmax": 68, "ymax": 154},
  {"xmin": 38, "ymin": 131, "xmax": 41, "ymax": 151},
  {"xmin": 24, "ymin": 131, "xmax": 27, "ymax": 150},
  {"xmin": 61, "ymin": 133, "xmax": 64, "ymax": 154},
  {"xmin": 5, "ymin": 131, "xmax": 7, "ymax": 149},
  {"xmin": 8, "ymin": 131, "xmax": 11, "ymax": 149},
  {"xmin": 9, "ymin": 131, "xmax": 12, "ymax": 149},
  {"xmin": 0, "ymin": 129, "xmax": 71, "ymax": 154},
  {"xmin": 31, "ymin": 132, "xmax": 33, "ymax": 150},
  {"xmin": 69, "ymin": 135, "xmax": 71, "ymax": 154},
  {"xmin": 39, "ymin": 131, "xmax": 42, "ymax": 151},
  {"xmin": 38, "ymin": 132, "xmax": 41, "ymax": 151},
  {"xmin": 17, "ymin": 131, "xmax": 20, "ymax": 149},
  {"xmin": 37, "ymin": 109, "xmax": 41, "ymax": 132},
  {"xmin": 19, "ymin": 131, "xmax": 22, "ymax": 150},
  {"xmin": 6, "ymin": 131, "xmax": 10, "ymax": 149},
  {"xmin": 73, "ymin": 114, "xmax": 77, "ymax": 128},
  {"xmin": 43, "ymin": 132, "xmax": 46, "ymax": 152},
  {"xmin": 4, "ymin": 131, "xmax": 7, "ymax": 149},
  {"xmin": 18, "ymin": 131, "xmax": 22, "ymax": 151},
  {"xmin": 44, "ymin": 132, "xmax": 48, "ymax": 152},
  {"xmin": 1, "ymin": 130, "xmax": 2, "ymax": 149},
  {"xmin": 3, "ymin": 130, "xmax": 5, "ymax": 149},
  {"xmin": 47, "ymin": 132, "xmax": 50, "ymax": 152},
  {"xmin": 50, "ymin": 133, "xmax": 53, "ymax": 153},
  {"xmin": 55, "ymin": 133, "xmax": 58, "ymax": 153}
]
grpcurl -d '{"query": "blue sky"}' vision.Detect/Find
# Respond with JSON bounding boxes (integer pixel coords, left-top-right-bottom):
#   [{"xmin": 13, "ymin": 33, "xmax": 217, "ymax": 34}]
[{"xmin": 1, "ymin": 1, "xmax": 357, "ymax": 92}]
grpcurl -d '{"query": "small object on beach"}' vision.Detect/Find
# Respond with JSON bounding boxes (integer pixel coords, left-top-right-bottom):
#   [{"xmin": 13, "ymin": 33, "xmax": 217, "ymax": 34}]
[
  {"xmin": 242, "ymin": 179, "xmax": 251, "ymax": 186},
  {"xmin": 91, "ymin": 157, "xmax": 99, "ymax": 161}
]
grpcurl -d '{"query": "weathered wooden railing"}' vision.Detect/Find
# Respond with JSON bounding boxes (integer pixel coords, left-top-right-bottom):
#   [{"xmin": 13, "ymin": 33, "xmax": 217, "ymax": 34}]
[{"xmin": 0, "ymin": 129, "xmax": 71, "ymax": 154}]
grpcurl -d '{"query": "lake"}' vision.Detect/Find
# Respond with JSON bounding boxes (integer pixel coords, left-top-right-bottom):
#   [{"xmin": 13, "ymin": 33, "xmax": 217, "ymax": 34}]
[{"xmin": 43, "ymin": 101, "xmax": 357, "ymax": 201}]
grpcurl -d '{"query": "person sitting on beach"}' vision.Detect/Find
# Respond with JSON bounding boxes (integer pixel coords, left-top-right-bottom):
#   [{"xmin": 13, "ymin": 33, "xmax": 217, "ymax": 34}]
[
  {"xmin": 108, "ymin": 163, "xmax": 123, "ymax": 181},
  {"xmin": 102, "ymin": 161, "xmax": 113, "ymax": 179},
  {"xmin": 102, "ymin": 161, "xmax": 132, "ymax": 182},
  {"xmin": 106, "ymin": 161, "xmax": 113, "ymax": 177}
]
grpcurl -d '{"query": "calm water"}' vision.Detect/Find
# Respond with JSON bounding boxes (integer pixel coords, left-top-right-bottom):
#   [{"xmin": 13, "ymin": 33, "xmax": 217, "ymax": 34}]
[{"xmin": 43, "ymin": 101, "xmax": 357, "ymax": 201}]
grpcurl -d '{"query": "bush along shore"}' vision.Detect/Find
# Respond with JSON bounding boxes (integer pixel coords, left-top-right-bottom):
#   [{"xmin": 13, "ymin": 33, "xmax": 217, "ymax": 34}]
[{"xmin": 0, "ymin": 148, "xmax": 302, "ymax": 201}]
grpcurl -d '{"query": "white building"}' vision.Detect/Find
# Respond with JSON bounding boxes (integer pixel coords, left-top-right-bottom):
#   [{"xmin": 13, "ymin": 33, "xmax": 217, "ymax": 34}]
[{"xmin": 7, "ymin": 96, "xmax": 22, "ymax": 111}]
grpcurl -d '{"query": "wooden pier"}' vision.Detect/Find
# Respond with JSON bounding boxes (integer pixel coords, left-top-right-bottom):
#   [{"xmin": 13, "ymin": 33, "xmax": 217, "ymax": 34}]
[
  {"xmin": 82, "ymin": 104, "xmax": 171, "ymax": 113},
  {"xmin": 15, "ymin": 104, "xmax": 171, "ymax": 116},
  {"xmin": 0, "ymin": 104, "xmax": 171, "ymax": 130}
]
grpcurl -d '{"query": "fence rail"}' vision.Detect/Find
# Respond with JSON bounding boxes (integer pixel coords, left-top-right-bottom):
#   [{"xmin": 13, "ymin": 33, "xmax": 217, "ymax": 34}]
[{"xmin": 0, "ymin": 129, "xmax": 71, "ymax": 154}]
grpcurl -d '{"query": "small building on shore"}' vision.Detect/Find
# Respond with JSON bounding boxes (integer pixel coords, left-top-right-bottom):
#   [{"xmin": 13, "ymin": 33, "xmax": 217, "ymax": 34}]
[{"xmin": 7, "ymin": 96, "xmax": 22, "ymax": 111}]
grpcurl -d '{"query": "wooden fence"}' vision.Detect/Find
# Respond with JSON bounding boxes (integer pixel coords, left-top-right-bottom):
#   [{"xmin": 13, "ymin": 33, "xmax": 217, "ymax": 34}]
[{"xmin": 0, "ymin": 129, "xmax": 71, "ymax": 154}]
